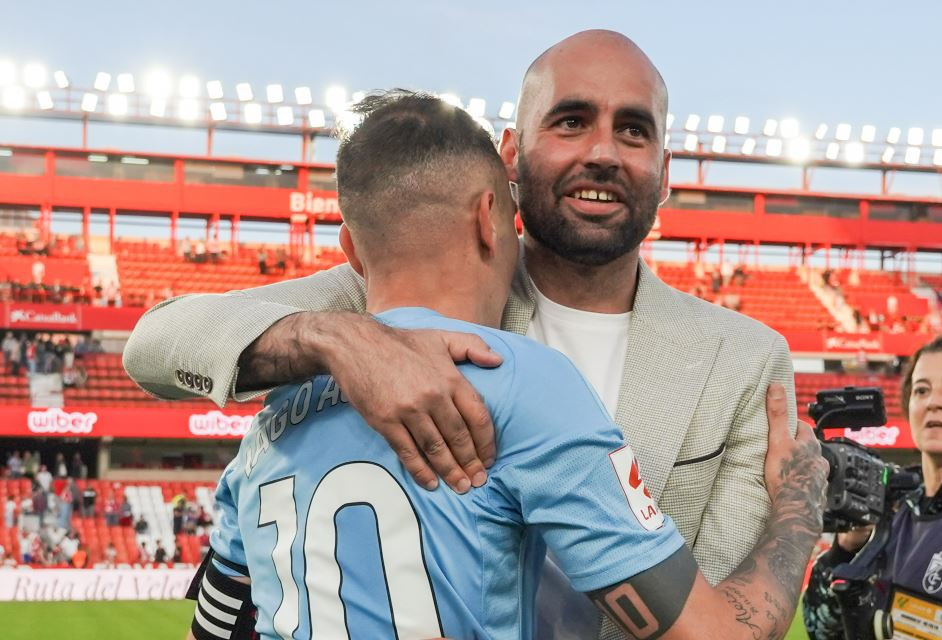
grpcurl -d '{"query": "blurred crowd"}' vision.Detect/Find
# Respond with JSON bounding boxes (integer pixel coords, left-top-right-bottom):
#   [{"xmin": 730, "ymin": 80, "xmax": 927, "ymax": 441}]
[{"xmin": 1, "ymin": 332, "xmax": 101, "ymax": 384}]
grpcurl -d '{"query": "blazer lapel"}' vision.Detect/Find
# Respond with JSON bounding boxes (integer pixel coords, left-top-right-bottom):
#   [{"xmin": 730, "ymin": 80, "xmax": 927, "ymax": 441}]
[{"xmin": 612, "ymin": 261, "xmax": 720, "ymax": 501}]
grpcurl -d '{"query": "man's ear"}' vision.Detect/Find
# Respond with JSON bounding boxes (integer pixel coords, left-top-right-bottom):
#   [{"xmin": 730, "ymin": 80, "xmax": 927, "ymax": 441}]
[
  {"xmin": 339, "ymin": 224, "xmax": 365, "ymax": 277},
  {"xmin": 475, "ymin": 190, "xmax": 498, "ymax": 258},
  {"xmin": 499, "ymin": 127, "xmax": 520, "ymax": 183},
  {"xmin": 659, "ymin": 148, "xmax": 672, "ymax": 206}
]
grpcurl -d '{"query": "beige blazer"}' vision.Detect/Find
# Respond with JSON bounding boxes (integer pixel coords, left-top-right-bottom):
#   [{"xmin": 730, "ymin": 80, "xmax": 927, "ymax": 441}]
[{"xmin": 124, "ymin": 258, "xmax": 796, "ymax": 588}]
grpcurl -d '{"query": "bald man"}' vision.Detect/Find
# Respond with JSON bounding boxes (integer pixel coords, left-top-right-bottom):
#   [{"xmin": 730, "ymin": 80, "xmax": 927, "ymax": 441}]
[{"xmin": 128, "ymin": 30, "xmax": 805, "ymax": 636}]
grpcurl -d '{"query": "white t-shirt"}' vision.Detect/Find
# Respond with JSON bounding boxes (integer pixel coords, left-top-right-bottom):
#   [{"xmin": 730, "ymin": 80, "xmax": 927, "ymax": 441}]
[{"xmin": 526, "ymin": 282, "xmax": 630, "ymax": 416}]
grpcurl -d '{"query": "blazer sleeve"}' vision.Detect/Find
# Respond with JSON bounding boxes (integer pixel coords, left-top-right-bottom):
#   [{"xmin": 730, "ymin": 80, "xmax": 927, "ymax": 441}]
[
  {"xmin": 122, "ymin": 264, "xmax": 366, "ymax": 407},
  {"xmin": 690, "ymin": 332, "xmax": 797, "ymax": 584}
]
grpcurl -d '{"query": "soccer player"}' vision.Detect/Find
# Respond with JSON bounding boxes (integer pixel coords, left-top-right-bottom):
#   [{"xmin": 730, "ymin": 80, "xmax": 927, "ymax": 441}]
[{"xmin": 187, "ymin": 91, "xmax": 826, "ymax": 640}]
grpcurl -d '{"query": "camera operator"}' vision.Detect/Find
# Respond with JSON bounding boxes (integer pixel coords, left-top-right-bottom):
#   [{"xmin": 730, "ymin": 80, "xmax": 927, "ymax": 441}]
[{"xmin": 804, "ymin": 336, "xmax": 942, "ymax": 640}]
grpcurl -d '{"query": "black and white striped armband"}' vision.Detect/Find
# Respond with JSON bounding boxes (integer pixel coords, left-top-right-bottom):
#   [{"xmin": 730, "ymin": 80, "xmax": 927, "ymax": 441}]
[{"xmin": 186, "ymin": 550, "xmax": 256, "ymax": 640}]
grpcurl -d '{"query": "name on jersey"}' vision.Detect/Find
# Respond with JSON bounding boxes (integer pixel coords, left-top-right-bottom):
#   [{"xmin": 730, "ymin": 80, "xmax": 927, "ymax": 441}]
[
  {"xmin": 243, "ymin": 376, "xmax": 349, "ymax": 478},
  {"xmin": 608, "ymin": 445, "xmax": 664, "ymax": 531}
]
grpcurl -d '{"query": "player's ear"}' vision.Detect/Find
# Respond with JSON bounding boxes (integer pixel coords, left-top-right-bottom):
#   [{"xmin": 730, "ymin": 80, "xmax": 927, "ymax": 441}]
[
  {"xmin": 475, "ymin": 190, "xmax": 498, "ymax": 259},
  {"xmin": 339, "ymin": 224, "xmax": 365, "ymax": 277},
  {"xmin": 499, "ymin": 127, "xmax": 519, "ymax": 183}
]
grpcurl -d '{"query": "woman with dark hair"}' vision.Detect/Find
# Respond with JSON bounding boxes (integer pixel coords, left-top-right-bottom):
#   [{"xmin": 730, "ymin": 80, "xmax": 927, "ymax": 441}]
[{"xmin": 804, "ymin": 335, "xmax": 942, "ymax": 639}]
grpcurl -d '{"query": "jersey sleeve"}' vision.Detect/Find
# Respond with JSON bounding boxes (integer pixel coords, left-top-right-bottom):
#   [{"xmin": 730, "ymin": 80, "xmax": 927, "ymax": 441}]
[
  {"xmin": 483, "ymin": 338, "xmax": 686, "ymax": 593},
  {"xmin": 209, "ymin": 463, "xmax": 249, "ymax": 577}
]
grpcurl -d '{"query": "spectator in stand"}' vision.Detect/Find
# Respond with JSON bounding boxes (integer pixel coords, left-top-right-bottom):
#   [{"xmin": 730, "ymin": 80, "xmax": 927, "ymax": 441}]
[
  {"xmin": 35, "ymin": 464, "xmax": 52, "ymax": 493},
  {"xmin": 104, "ymin": 542, "xmax": 117, "ymax": 568},
  {"xmin": 31, "ymin": 258, "xmax": 44, "ymax": 285},
  {"xmin": 49, "ymin": 279, "xmax": 64, "ymax": 304},
  {"xmin": 208, "ymin": 236, "xmax": 220, "ymax": 263},
  {"xmin": 198, "ymin": 528, "xmax": 210, "ymax": 560},
  {"xmin": 104, "ymin": 495, "xmax": 119, "ymax": 526},
  {"xmin": 194, "ymin": 239, "xmax": 207, "ymax": 264},
  {"xmin": 72, "ymin": 544, "xmax": 87, "ymax": 568},
  {"xmin": 25, "ymin": 339, "xmax": 36, "ymax": 374},
  {"xmin": 22, "ymin": 451, "xmax": 37, "ymax": 479},
  {"xmin": 710, "ymin": 267, "xmax": 722, "ymax": 293},
  {"xmin": 172, "ymin": 546, "xmax": 182, "ymax": 564},
  {"xmin": 276, "ymin": 247, "xmax": 287, "ymax": 274},
  {"xmin": 70, "ymin": 452, "xmax": 84, "ymax": 479},
  {"xmin": 118, "ymin": 493, "xmax": 133, "ymax": 527},
  {"xmin": 4, "ymin": 496, "xmax": 15, "ymax": 528},
  {"xmin": 732, "ymin": 264, "xmax": 747, "ymax": 286},
  {"xmin": 257, "ymin": 247, "xmax": 268, "ymax": 274},
  {"xmin": 81, "ymin": 483, "xmax": 97, "ymax": 517},
  {"xmin": 31, "ymin": 481, "xmax": 47, "ymax": 526},
  {"xmin": 181, "ymin": 237, "xmax": 193, "ymax": 262},
  {"xmin": 720, "ymin": 260, "xmax": 734, "ymax": 286},
  {"xmin": 171, "ymin": 497, "xmax": 184, "ymax": 535},
  {"xmin": 139, "ymin": 542, "xmax": 151, "ymax": 564},
  {"xmin": 6, "ymin": 451, "xmax": 23, "ymax": 478},
  {"xmin": 1, "ymin": 331, "xmax": 15, "ymax": 372},
  {"xmin": 7, "ymin": 335, "xmax": 22, "ymax": 376},
  {"xmin": 53, "ymin": 452, "xmax": 68, "ymax": 478},
  {"xmin": 134, "ymin": 515, "xmax": 149, "ymax": 534},
  {"xmin": 153, "ymin": 541, "xmax": 167, "ymax": 564},
  {"xmin": 57, "ymin": 482, "xmax": 73, "ymax": 529},
  {"xmin": 60, "ymin": 530, "xmax": 79, "ymax": 562}
]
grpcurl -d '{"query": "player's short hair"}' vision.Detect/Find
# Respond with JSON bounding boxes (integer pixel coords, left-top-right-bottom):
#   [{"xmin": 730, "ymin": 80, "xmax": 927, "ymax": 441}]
[{"xmin": 336, "ymin": 90, "xmax": 511, "ymax": 239}]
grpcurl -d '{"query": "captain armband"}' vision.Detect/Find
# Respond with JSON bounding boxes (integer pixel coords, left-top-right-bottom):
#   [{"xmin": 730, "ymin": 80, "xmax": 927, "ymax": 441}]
[{"xmin": 187, "ymin": 550, "xmax": 256, "ymax": 640}]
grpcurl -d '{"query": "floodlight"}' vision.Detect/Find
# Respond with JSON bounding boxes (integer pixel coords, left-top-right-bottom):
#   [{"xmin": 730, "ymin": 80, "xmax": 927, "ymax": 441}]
[
  {"xmin": 266, "ymin": 84, "xmax": 284, "ymax": 104},
  {"xmin": 684, "ymin": 114, "xmax": 700, "ymax": 131},
  {"xmin": 206, "ymin": 81, "xmax": 224, "ymax": 100},
  {"xmin": 209, "ymin": 102, "xmax": 227, "ymax": 121},
  {"xmin": 150, "ymin": 98, "xmax": 167, "ymax": 118},
  {"xmin": 93, "ymin": 72, "xmax": 111, "ymax": 92},
  {"xmin": 436, "ymin": 93, "xmax": 460, "ymax": 108},
  {"xmin": 87, "ymin": 154, "xmax": 108, "ymax": 163},
  {"xmin": 907, "ymin": 127, "xmax": 924, "ymax": 146},
  {"xmin": 120, "ymin": 157, "xmax": 149, "ymax": 165},
  {"xmin": 664, "ymin": 134, "xmax": 670, "ymax": 149},
  {"xmin": 473, "ymin": 116, "xmax": 496, "ymax": 138},
  {"xmin": 835, "ymin": 123, "xmax": 851, "ymax": 141},
  {"xmin": 904, "ymin": 147, "xmax": 920, "ymax": 165},
  {"xmin": 861, "ymin": 125, "xmax": 876, "ymax": 143},
  {"xmin": 886, "ymin": 127, "xmax": 901, "ymax": 144},
  {"xmin": 933, "ymin": 129, "xmax": 942, "ymax": 147},
  {"xmin": 825, "ymin": 142, "xmax": 840, "ymax": 160},
  {"xmin": 145, "ymin": 71, "xmax": 172, "ymax": 98},
  {"xmin": 117, "ymin": 73, "xmax": 134, "ymax": 93},
  {"xmin": 779, "ymin": 118, "xmax": 799, "ymax": 139},
  {"xmin": 664, "ymin": 113, "xmax": 675, "ymax": 131},
  {"xmin": 683, "ymin": 133, "xmax": 698, "ymax": 152},
  {"xmin": 711, "ymin": 135, "xmax": 726, "ymax": 153},
  {"xmin": 933, "ymin": 149, "xmax": 942, "ymax": 166},
  {"xmin": 762, "ymin": 119, "xmax": 778, "ymax": 136},
  {"xmin": 2, "ymin": 86, "xmax": 25, "ymax": 110},
  {"xmin": 308, "ymin": 109, "xmax": 326, "ymax": 128},
  {"xmin": 294, "ymin": 86, "xmax": 312, "ymax": 105},
  {"xmin": 505, "ymin": 121, "xmax": 516, "ymax": 130},
  {"xmin": 236, "ymin": 83, "xmax": 253, "ymax": 102},
  {"xmin": 351, "ymin": 91, "xmax": 366, "ymax": 104},
  {"xmin": 765, "ymin": 138, "xmax": 783, "ymax": 157},
  {"xmin": 741, "ymin": 137, "xmax": 756, "ymax": 155},
  {"xmin": 23, "ymin": 63, "xmax": 46, "ymax": 88},
  {"xmin": 0, "ymin": 61, "xmax": 14, "ymax": 86},
  {"xmin": 325, "ymin": 86, "xmax": 347, "ymax": 112},
  {"xmin": 467, "ymin": 98, "xmax": 486, "ymax": 118},
  {"xmin": 53, "ymin": 70, "xmax": 69, "ymax": 89},
  {"xmin": 881, "ymin": 147, "xmax": 895, "ymax": 163},
  {"xmin": 179, "ymin": 76, "xmax": 200, "ymax": 98},
  {"xmin": 177, "ymin": 99, "xmax": 200, "ymax": 121},
  {"xmin": 786, "ymin": 138, "xmax": 810, "ymax": 162},
  {"xmin": 276, "ymin": 105, "xmax": 294, "ymax": 125},
  {"xmin": 706, "ymin": 115, "xmax": 724, "ymax": 133},
  {"xmin": 734, "ymin": 116, "xmax": 750, "ymax": 135},
  {"xmin": 0, "ymin": 149, "xmax": 11, "ymax": 157},
  {"xmin": 244, "ymin": 102, "xmax": 262, "ymax": 124},
  {"xmin": 107, "ymin": 94, "xmax": 128, "ymax": 116},
  {"xmin": 80, "ymin": 92, "xmax": 98, "ymax": 112},
  {"xmin": 844, "ymin": 142, "xmax": 865, "ymax": 164},
  {"xmin": 499, "ymin": 101, "xmax": 515, "ymax": 120},
  {"xmin": 814, "ymin": 124, "xmax": 828, "ymax": 140},
  {"xmin": 36, "ymin": 90, "xmax": 53, "ymax": 110}
]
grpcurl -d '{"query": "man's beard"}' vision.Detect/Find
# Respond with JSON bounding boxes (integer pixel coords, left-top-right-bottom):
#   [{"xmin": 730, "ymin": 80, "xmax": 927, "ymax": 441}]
[{"xmin": 516, "ymin": 151, "xmax": 662, "ymax": 267}]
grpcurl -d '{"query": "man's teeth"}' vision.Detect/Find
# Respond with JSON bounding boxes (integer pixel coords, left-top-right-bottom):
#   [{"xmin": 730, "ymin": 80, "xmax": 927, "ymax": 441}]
[{"xmin": 572, "ymin": 189, "xmax": 617, "ymax": 202}]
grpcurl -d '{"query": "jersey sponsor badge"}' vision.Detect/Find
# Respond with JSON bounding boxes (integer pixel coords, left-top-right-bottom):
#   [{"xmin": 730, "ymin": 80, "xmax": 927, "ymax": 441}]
[
  {"xmin": 923, "ymin": 551, "xmax": 942, "ymax": 595},
  {"xmin": 608, "ymin": 445, "xmax": 664, "ymax": 531}
]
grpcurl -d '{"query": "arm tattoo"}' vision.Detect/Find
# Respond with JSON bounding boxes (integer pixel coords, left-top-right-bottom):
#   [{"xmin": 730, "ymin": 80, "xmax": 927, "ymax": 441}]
[{"xmin": 589, "ymin": 545, "xmax": 697, "ymax": 639}]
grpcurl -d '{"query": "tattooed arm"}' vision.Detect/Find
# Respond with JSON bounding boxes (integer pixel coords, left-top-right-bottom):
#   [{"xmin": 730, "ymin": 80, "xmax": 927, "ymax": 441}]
[{"xmin": 589, "ymin": 384, "xmax": 829, "ymax": 640}]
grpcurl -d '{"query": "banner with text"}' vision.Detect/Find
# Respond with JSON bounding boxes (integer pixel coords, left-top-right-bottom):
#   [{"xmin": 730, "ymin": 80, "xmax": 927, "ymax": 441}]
[{"xmin": 0, "ymin": 567, "xmax": 197, "ymax": 601}]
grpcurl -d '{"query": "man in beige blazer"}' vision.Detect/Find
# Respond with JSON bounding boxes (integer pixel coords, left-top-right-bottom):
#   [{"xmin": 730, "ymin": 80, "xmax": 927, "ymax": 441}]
[{"xmin": 125, "ymin": 30, "xmax": 796, "ymax": 603}]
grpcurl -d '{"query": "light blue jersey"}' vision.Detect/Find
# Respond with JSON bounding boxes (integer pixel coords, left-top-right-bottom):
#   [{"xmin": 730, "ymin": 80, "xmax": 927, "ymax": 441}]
[{"xmin": 211, "ymin": 307, "xmax": 684, "ymax": 639}]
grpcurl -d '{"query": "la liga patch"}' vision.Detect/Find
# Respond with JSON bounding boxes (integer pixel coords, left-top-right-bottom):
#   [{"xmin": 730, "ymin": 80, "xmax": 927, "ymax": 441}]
[{"xmin": 609, "ymin": 445, "xmax": 664, "ymax": 531}]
